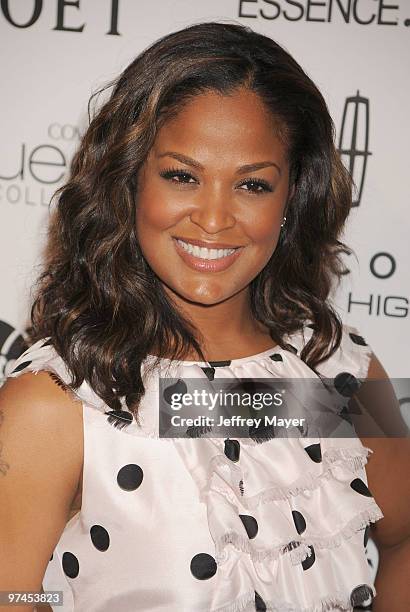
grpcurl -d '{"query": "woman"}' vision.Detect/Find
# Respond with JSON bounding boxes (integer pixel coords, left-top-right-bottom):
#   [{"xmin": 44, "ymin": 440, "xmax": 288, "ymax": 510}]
[{"xmin": 0, "ymin": 21, "xmax": 409, "ymax": 612}]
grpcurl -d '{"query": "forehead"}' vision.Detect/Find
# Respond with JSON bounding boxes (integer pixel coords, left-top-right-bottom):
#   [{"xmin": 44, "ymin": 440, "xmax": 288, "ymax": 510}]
[{"xmin": 151, "ymin": 88, "xmax": 288, "ymax": 166}]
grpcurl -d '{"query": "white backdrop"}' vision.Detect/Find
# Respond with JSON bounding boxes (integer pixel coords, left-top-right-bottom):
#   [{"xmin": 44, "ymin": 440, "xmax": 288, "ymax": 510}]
[
  {"xmin": 1, "ymin": 0, "xmax": 410, "ymax": 589},
  {"xmin": 1, "ymin": 1, "xmax": 409, "ymax": 378}
]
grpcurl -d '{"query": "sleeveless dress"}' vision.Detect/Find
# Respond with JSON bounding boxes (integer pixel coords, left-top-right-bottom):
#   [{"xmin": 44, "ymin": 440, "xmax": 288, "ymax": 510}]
[{"xmin": 5, "ymin": 322, "xmax": 384, "ymax": 612}]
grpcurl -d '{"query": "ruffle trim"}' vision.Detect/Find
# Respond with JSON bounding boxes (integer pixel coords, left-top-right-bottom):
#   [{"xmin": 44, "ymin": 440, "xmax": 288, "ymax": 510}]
[
  {"xmin": 174, "ymin": 434, "xmax": 383, "ymax": 611},
  {"xmin": 212, "ymin": 583, "xmax": 376, "ymax": 612},
  {"xmin": 199, "ymin": 445, "xmax": 372, "ymax": 509},
  {"xmin": 184, "ymin": 435, "xmax": 383, "ymax": 611},
  {"xmin": 214, "ymin": 503, "xmax": 383, "ymax": 565}
]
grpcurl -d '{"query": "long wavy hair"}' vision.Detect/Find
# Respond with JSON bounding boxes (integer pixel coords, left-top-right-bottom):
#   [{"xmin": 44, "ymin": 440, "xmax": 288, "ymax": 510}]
[{"xmin": 26, "ymin": 21, "xmax": 354, "ymax": 417}]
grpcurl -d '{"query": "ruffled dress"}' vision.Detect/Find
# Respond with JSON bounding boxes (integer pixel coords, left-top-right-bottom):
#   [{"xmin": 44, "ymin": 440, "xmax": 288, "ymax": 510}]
[{"xmin": 5, "ymin": 323, "xmax": 384, "ymax": 612}]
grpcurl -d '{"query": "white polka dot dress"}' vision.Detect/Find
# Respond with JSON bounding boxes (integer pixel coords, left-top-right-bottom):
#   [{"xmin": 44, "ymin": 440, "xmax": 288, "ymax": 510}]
[{"xmin": 5, "ymin": 323, "xmax": 384, "ymax": 612}]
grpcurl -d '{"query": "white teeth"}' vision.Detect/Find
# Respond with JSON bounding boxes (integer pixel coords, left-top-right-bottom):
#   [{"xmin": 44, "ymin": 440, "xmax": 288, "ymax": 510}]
[{"xmin": 176, "ymin": 239, "xmax": 237, "ymax": 260}]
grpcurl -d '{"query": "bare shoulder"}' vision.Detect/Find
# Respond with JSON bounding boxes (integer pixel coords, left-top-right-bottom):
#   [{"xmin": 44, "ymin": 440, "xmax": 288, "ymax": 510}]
[
  {"xmin": 0, "ymin": 369, "xmax": 83, "ymax": 463},
  {"xmin": 358, "ymin": 353, "xmax": 410, "ymax": 550},
  {"xmin": 1, "ymin": 368, "xmax": 83, "ymax": 417},
  {"xmin": 0, "ymin": 367, "xmax": 83, "ymax": 502},
  {"xmin": 0, "ymin": 371, "xmax": 83, "ymax": 595}
]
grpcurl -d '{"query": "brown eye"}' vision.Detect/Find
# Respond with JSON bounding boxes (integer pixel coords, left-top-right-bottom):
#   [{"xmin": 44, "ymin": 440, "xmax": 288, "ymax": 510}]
[
  {"xmin": 159, "ymin": 168, "xmax": 197, "ymax": 184},
  {"xmin": 238, "ymin": 178, "xmax": 273, "ymax": 195}
]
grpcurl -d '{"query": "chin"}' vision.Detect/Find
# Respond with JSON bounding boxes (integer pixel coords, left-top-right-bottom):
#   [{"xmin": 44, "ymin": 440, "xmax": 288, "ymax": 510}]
[
  {"xmin": 184, "ymin": 293, "xmax": 223, "ymax": 306},
  {"xmin": 170, "ymin": 285, "xmax": 229, "ymax": 306}
]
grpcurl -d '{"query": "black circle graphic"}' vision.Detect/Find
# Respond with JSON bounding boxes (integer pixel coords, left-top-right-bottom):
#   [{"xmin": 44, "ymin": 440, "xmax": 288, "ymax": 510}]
[{"xmin": 370, "ymin": 252, "xmax": 396, "ymax": 279}]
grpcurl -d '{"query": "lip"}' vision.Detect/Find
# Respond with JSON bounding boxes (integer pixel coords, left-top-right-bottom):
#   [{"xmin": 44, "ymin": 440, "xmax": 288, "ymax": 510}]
[
  {"xmin": 173, "ymin": 236, "xmax": 242, "ymax": 249},
  {"xmin": 173, "ymin": 237, "xmax": 244, "ymax": 272}
]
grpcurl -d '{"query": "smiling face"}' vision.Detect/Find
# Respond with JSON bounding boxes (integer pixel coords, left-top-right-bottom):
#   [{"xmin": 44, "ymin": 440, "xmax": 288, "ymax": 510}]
[{"xmin": 135, "ymin": 87, "xmax": 291, "ymax": 309}]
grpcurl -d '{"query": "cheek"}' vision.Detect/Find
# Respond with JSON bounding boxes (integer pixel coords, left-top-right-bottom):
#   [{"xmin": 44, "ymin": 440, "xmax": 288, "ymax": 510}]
[
  {"xmin": 245, "ymin": 205, "xmax": 284, "ymax": 246},
  {"xmin": 136, "ymin": 185, "xmax": 180, "ymax": 232}
]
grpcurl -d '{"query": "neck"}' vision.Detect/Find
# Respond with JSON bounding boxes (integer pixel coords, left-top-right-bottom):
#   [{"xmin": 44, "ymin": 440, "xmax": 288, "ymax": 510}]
[{"xmin": 159, "ymin": 287, "xmax": 273, "ymax": 361}]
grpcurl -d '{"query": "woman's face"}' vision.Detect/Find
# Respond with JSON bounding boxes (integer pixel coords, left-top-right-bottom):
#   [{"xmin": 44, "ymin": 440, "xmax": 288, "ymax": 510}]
[{"xmin": 136, "ymin": 87, "xmax": 291, "ymax": 307}]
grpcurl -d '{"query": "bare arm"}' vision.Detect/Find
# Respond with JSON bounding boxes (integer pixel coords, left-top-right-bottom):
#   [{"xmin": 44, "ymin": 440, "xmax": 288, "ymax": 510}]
[
  {"xmin": 0, "ymin": 371, "xmax": 83, "ymax": 612},
  {"xmin": 359, "ymin": 355, "xmax": 410, "ymax": 611}
]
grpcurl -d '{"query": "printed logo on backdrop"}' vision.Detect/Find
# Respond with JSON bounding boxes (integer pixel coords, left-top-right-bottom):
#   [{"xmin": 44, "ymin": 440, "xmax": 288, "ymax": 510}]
[
  {"xmin": 238, "ymin": 0, "xmax": 410, "ymax": 27},
  {"xmin": 1, "ymin": 1, "xmax": 410, "ymax": 32},
  {"xmin": 0, "ymin": 123, "xmax": 79, "ymax": 208},
  {"xmin": 347, "ymin": 251, "xmax": 408, "ymax": 319},
  {"xmin": 334, "ymin": 93, "xmax": 409, "ymax": 321},
  {"xmin": 338, "ymin": 91, "xmax": 371, "ymax": 207},
  {"xmin": 0, "ymin": 93, "xmax": 369, "ymax": 209},
  {"xmin": 0, "ymin": 0, "xmax": 121, "ymax": 34},
  {"xmin": 0, "ymin": 321, "xmax": 28, "ymax": 385}
]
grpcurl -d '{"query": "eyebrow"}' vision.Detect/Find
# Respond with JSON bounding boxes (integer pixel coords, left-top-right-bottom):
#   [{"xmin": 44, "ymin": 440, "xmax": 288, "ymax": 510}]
[{"xmin": 157, "ymin": 151, "xmax": 282, "ymax": 176}]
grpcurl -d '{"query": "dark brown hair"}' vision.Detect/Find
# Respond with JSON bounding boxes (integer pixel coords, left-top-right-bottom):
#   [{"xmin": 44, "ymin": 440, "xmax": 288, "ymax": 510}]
[{"xmin": 26, "ymin": 21, "xmax": 354, "ymax": 418}]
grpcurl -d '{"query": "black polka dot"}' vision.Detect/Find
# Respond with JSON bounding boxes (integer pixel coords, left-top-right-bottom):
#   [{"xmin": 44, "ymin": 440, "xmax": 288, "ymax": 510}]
[
  {"xmin": 42, "ymin": 338, "xmax": 53, "ymax": 347},
  {"xmin": 105, "ymin": 409, "xmax": 133, "ymax": 430},
  {"xmin": 306, "ymin": 323, "xmax": 316, "ymax": 330},
  {"xmin": 297, "ymin": 422, "xmax": 308, "ymax": 437},
  {"xmin": 249, "ymin": 421, "xmax": 275, "ymax": 443},
  {"xmin": 292, "ymin": 510, "xmax": 306, "ymax": 534},
  {"xmin": 269, "ymin": 353, "xmax": 283, "ymax": 362},
  {"xmin": 11, "ymin": 360, "xmax": 32, "ymax": 373},
  {"xmin": 284, "ymin": 540, "xmax": 301, "ymax": 553},
  {"xmin": 90, "ymin": 525, "xmax": 110, "ymax": 551},
  {"xmin": 224, "ymin": 439, "xmax": 240, "ymax": 462},
  {"xmin": 200, "ymin": 366, "xmax": 215, "ymax": 381},
  {"xmin": 117, "ymin": 464, "xmax": 144, "ymax": 491},
  {"xmin": 349, "ymin": 333, "xmax": 368, "ymax": 346},
  {"xmin": 367, "ymin": 556, "xmax": 373, "ymax": 569},
  {"xmin": 364, "ymin": 525, "xmax": 370, "ymax": 547},
  {"xmin": 334, "ymin": 372, "xmax": 361, "ymax": 397},
  {"xmin": 255, "ymin": 591, "xmax": 267, "ymax": 611},
  {"xmin": 287, "ymin": 344, "xmax": 298, "ymax": 354},
  {"xmin": 239, "ymin": 514, "xmax": 258, "ymax": 539},
  {"xmin": 347, "ymin": 396, "xmax": 362, "ymax": 415},
  {"xmin": 301, "ymin": 545, "xmax": 315, "ymax": 570},
  {"xmin": 304, "ymin": 443, "xmax": 322, "ymax": 463},
  {"xmin": 208, "ymin": 359, "xmax": 231, "ymax": 367},
  {"xmin": 350, "ymin": 478, "xmax": 372, "ymax": 497},
  {"xmin": 339, "ymin": 406, "xmax": 353, "ymax": 425},
  {"xmin": 190, "ymin": 553, "xmax": 217, "ymax": 580},
  {"xmin": 350, "ymin": 584, "xmax": 373, "ymax": 607},
  {"xmin": 62, "ymin": 551, "xmax": 79, "ymax": 578},
  {"xmin": 49, "ymin": 553, "xmax": 53, "ymax": 562},
  {"xmin": 47, "ymin": 371, "xmax": 69, "ymax": 392},
  {"xmin": 185, "ymin": 424, "xmax": 213, "ymax": 438},
  {"xmin": 163, "ymin": 379, "xmax": 187, "ymax": 405}
]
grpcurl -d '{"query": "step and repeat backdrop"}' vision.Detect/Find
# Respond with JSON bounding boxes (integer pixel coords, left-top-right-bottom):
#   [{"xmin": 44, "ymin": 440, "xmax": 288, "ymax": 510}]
[{"xmin": 1, "ymin": 0, "xmax": 409, "ymax": 588}]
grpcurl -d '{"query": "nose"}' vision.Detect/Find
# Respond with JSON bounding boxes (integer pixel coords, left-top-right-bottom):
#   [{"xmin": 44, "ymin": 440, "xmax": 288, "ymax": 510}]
[{"xmin": 189, "ymin": 184, "xmax": 236, "ymax": 234}]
